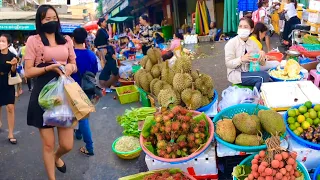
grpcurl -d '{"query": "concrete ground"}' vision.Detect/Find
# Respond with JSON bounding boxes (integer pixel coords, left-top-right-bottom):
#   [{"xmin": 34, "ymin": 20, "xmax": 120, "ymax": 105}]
[{"xmin": 0, "ymin": 36, "xmax": 281, "ymax": 180}]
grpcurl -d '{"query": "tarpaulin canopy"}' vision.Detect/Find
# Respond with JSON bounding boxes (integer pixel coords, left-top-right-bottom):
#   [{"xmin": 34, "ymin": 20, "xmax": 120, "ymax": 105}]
[
  {"xmin": 107, "ymin": 16, "xmax": 133, "ymax": 23},
  {"xmin": 223, "ymin": 0, "xmax": 239, "ymax": 34}
]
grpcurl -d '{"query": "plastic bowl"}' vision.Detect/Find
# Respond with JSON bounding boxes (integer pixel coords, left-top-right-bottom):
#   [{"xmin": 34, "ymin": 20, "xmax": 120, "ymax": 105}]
[
  {"xmin": 266, "ymin": 52, "xmax": 284, "ymax": 62},
  {"xmin": 140, "ymin": 111, "xmax": 214, "ymax": 163},
  {"xmin": 284, "ymin": 104, "xmax": 320, "ymax": 150},
  {"xmin": 313, "ymin": 165, "xmax": 320, "ymax": 180},
  {"xmin": 213, "ymin": 104, "xmax": 286, "ymax": 152},
  {"xmin": 233, "ymin": 153, "xmax": 311, "ymax": 180},
  {"xmin": 197, "ymin": 90, "xmax": 218, "ymax": 112},
  {"xmin": 112, "ymin": 136, "xmax": 142, "ymax": 160},
  {"xmin": 269, "ymin": 67, "xmax": 304, "ymax": 82}
]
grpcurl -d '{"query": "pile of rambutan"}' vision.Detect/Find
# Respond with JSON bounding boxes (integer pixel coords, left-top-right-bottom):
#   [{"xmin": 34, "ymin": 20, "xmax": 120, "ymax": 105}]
[
  {"xmin": 143, "ymin": 170, "xmax": 191, "ymax": 180},
  {"xmin": 145, "ymin": 106, "xmax": 208, "ymax": 159}
]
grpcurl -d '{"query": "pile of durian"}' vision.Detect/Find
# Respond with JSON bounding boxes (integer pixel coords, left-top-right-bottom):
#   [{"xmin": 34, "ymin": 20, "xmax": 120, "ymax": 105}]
[{"xmin": 134, "ymin": 47, "xmax": 214, "ymax": 110}]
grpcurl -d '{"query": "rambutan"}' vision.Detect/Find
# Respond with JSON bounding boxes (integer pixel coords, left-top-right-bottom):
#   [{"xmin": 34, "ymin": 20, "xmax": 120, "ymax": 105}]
[
  {"xmin": 170, "ymin": 152, "xmax": 177, "ymax": 159},
  {"xmin": 172, "ymin": 106, "xmax": 182, "ymax": 114},
  {"xmin": 157, "ymin": 140, "xmax": 167, "ymax": 149},
  {"xmin": 199, "ymin": 133, "xmax": 205, "ymax": 139},
  {"xmin": 190, "ymin": 148, "xmax": 197, "ymax": 153},
  {"xmin": 165, "ymin": 121, "xmax": 172, "ymax": 127},
  {"xmin": 178, "ymin": 141, "xmax": 187, "ymax": 148},
  {"xmin": 195, "ymin": 139, "xmax": 203, "ymax": 145},
  {"xmin": 195, "ymin": 133, "xmax": 200, "ymax": 138},
  {"xmin": 193, "ymin": 127, "xmax": 199, "ymax": 133},
  {"xmin": 160, "ymin": 126, "xmax": 165, "ymax": 132},
  {"xmin": 150, "ymin": 126, "xmax": 159, "ymax": 134},
  {"xmin": 163, "ymin": 116, "xmax": 170, "ymax": 122},
  {"xmin": 180, "ymin": 108, "xmax": 188, "ymax": 115},
  {"xmin": 155, "ymin": 115, "xmax": 162, "ymax": 122},
  {"xmin": 187, "ymin": 133, "xmax": 195, "ymax": 142},
  {"xmin": 181, "ymin": 122, "xmax": 190, "ymax": 132},
  {"xmin": 176, "ymin": 150, "xmax": 182, "ymax": 156},
  {"xmin": 199, "ymin": 120, "xmax": 206, "ymax": 127},
  {"xmin": 162, "ymin": 171, "xmax": 171, "ymax": 178},
  {"xmin": 172, "ymin": 121, "xmax": 181, "ymax": 131},
  {"xmin": 165, "ymin": 126, "xmax": 171, "ymax": 133},
  {"xmin": 157, "ymin": 149, "xmax": 166, "ymax": 157},
  {"xmin": 165, "ymin": 134, "xmax": 171, "ymax": 141},
  {"xmin": 164, "ymin": 154, "xmax": 170, "ymax": 159},
  {"xmin": 199, "ymin": 127, "xmax": 205, "ymax": 133},
  {"xmin": 168, "ymin": 112, "xmax": 174, "ymax": 119},
  {"xmin": 172, "ymin": 144, "xmax": 179, "ymax": 151},
  {"xmin": 156, "ymin": 134, "xmax": 164, "ymax": 141},
  {"xmin": 155, "ymin": 122, "xmax": 161, "ymax": 128},
  {"xmin": 182, "ymin": 115, "xmax": 191, "ymax": 122},
  {"xmin": 188, "ymin": 141, "xmax": 195, "ymax": 148},
  {"xmin": 182, "ymin": 147, "xmax": 188, "ymax": 152}
]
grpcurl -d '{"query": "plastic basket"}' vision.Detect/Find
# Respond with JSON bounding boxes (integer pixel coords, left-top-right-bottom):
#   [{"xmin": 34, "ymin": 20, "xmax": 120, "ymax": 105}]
[
  {"xmin": 119, "ymin": 169, "xmax": 197, "ymax": 180},
  {"xmin": 116, "ymin": 85, "xmax": 140, "ymax": 104},
  {"xmin": 266, "ymin": 52, "xmax": 284, "ymax": 62},
  {"xmin": 313, "ymin": 165, "xmax": 320, "ymax": 180},
  {"xmin": 132, "ymin": 65, "xmax": 141, "ymax": 74},
  {"xmin": 269, "ymin": 67, "xmax": 304, "ymax": 82},
  {"xmin": 232, "ymin": 84, "xmax": 254, "ymax": 90},
  {"xmin": 302, "ymin": 44, "xmax": 320, "ymax": 51},
  {"xmin": 112, "ymin": 136, "xmax": 142, "ymax": 160},
  {"xmin": 138, "ymin": 87, "xmax": 151, "ymax": 107},
  {"xmin": 140, "ymin": 111, "xmax": 214, "ymax": 163},
  {"xmin": 233, "ymin": 153, "xmax": 311, "ymax": 180},
  {"xmin": 197, "ymin": 90, "xmax": 218, "ymax": 112},
  {"xmin": 213, "ymin": 104, "xmax": 286, "ymax": 152},
  {"xmin": 284, "ymin": 104, "xmax": 320, "ymax": 150}
]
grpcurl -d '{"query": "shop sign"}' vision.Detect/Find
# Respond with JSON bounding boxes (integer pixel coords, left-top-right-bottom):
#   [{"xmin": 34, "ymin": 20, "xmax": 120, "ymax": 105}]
[
  {"xmin": 0, "ymin": 23, "xmax": 35, "ymax": 31},
  {"xmin": 104, "ymin": 0, "xmax": 121, "ymax": 13},
  {"xmin": 111, "ymin": 7, "xmax": 120, "ymax": 17},
  {"xmin": 61, "ymin": 24, "xmax": 81, "ymax": 33},
  {"xmin": 120, "ymin": 0, "xmax": 128, "ymax": 10}
]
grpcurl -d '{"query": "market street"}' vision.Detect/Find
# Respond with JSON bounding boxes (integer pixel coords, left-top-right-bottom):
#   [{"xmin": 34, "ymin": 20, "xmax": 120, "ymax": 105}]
[{"xmin": 0, "ymin": 39, "xmax": 281, "ymax": 180}]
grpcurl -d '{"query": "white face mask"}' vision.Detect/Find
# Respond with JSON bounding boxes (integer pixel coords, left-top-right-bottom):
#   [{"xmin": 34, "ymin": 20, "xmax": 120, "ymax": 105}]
[
  {"xmin": 275, "ymin": 5, "xmax": 280, "ymax": 9},
  {"xmin": 237, "ymin": 28, "xmax": 251, "ymax": 38},
  {"xmin": 0, "ymin": 42, "xmax": 7, "ymax": 50}
]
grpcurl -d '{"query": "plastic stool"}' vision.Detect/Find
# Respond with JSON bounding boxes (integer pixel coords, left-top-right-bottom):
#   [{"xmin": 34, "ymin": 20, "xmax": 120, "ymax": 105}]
[
  {"xmin": 232, "ymin": 84, "xmax": 254, "ymax": 90},
  {"xmin": 309, "ymin": 69, "xmax": 320, "ymax": 87}
]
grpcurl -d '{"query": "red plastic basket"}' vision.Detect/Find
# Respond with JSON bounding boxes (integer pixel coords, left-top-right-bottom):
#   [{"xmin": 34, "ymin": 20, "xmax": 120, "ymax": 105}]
[
  {"xmin": 300, "ymin": 50, "xmax": 320, "ymax": 58},
  {"xmin": 266, "ymin": 52, "xmax": 284, "ymax": 62}
]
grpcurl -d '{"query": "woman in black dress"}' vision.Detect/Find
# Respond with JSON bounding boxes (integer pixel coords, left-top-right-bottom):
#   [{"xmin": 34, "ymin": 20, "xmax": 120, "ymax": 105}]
[
  {"xmin": 139, "ymin": 14, "xmax": 154, "ymax": 55},
  {"xmin": 24, "ymin": 5, "xmax": 77, "ymax": 180},
  {"xmin": 0, "ymin": 34, "xmax": 18, "ymax": 144}
]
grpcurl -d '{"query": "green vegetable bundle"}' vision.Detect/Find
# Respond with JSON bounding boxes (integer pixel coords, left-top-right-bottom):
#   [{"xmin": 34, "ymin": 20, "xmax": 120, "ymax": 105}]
[
  {"xmin": 38, "ymin": 79, "xmax": 63, "ymax": 110},
  {"xmin": 117, "ymin": 107, "xmax": 156, "ymax": 137}
]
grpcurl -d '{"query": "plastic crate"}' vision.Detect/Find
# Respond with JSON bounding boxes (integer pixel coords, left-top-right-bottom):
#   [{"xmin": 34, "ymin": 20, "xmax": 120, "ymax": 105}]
[
  {"xmin": 115, "ymin": 85, "xmax": 139, "ymax": 104},
  {"xmin": 138, "ymin": 87, "xmax": 151, "ymax": 107},
  {"xmin": 145, "ymin": 144, "xmax": 218, "ymax": 180},
  {"xmin": 302, "ymin": 44, "xmax": 320, "ymax": 51}
]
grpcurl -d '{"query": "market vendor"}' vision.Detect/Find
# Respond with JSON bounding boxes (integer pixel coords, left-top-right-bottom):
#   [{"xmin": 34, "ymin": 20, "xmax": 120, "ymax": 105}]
[
  {"xmin": 139, "ymin": 14, "xmax": 154, "ymax": 55},
  {"xmin": 94, "ymin": 17, "xmax": 109, "ymax": 66},
  {"xmin": 280, "ymin": 0, "xmax": 300, "ymax": 45},
  {"xmin": 162, "ymin": 32, "xmax": 183, "ymax": 61},
  {"xmin": 224, "ymin": 18, "xmax": 270, "ymax": 91},
  {"xmin": 120, "ymin": 36, "xmax": 136, "ymax": 59}
]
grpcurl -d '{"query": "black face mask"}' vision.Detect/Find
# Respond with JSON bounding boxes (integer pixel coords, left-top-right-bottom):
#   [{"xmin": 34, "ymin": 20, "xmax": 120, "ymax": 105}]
[{"xmin": 41, "ymin": 21, "xmax": 58, "ymax": 34}]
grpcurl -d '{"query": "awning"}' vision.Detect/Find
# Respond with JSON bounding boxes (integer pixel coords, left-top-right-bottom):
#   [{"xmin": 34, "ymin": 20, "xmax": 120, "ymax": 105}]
[{"xmin": 107, "ymin": 16, "xmax": 133, "ymax": 23}]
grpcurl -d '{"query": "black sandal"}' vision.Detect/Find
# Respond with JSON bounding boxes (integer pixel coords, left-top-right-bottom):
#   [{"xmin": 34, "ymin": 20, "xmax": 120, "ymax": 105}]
[
  {"xmin": 80, "ymin": 147, "xmax": 94, "ymax": 156},
  {"xmin": 8, "ymin": 138, "xmax": 17, "ymax": 144},
  {"xmin": 55, "ymin": 160, "xmax": 66, "ymax": 173}
]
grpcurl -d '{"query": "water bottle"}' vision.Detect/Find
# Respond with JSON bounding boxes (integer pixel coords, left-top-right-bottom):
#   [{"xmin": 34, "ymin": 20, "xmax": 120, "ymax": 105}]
[{"xmin": 249, "ymin": 53, "xmax": 260, "ymax": 72}]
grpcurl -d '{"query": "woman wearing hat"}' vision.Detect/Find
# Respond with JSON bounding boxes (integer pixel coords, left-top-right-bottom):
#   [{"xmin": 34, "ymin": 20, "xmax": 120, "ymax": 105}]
[{"xmin": 94, "ymin": 17, "xmax": 109, "ymax": 68}]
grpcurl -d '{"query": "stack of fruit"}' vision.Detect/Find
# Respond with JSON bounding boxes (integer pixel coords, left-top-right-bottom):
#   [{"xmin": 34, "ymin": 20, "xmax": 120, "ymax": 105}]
[
  {"xmin": 233, "ymin": 135, "xmax": 304, "ymax": 180},
  {"xmin": 141, "ymin": 106, "xmax": 211, "ymax": 159},
  {"xmin": 119, "ymin": 168, "xmax": 195, "ymax": 180},
  {"xmin": 134, "ymin": 48, "xmax": 214, "ymax": 110},
  {"xmin": 216, "ymin": 110, "xmax": 286, "ymax": 146},
  {"xmin": 286, "ymin": 101, "xmax": 320, "ymax": 144}
]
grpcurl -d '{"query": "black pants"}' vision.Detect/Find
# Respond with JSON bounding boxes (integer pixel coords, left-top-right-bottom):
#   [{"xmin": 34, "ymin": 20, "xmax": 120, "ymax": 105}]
[
  {"xmin": 283, "ymin": 16, "xmax": 301, "ymax": 41},
  {"xmin": 26, "ymin": 78, "xmax": 32, "ymax": 90},
  {"xmin": 241, "ymin": 71, "xmax": 270, "ymax": 91},
  {"xmin": 142, "ymin": 45, "xmax": 151, "ymax": 55}
]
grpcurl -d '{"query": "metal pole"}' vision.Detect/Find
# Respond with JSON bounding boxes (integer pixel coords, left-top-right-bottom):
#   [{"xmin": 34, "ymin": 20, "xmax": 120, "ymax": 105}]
[{"xmin": 172, "ymin": 0, "xmax": 180, "ymax": 30}]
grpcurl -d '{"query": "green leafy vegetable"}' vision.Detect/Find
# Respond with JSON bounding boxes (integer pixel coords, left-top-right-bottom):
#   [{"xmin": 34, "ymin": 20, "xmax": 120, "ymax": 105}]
[
  {"xmin": 117, "ymin": 107, "xmax": 156, "ymax": 137},
  {"xmin": 141, "ymin": 116, "xmax": 156, "ymax": 138},
  {"xmin": 232, "ymin": 165, "xmax": 251, "ymax": 180},
  {"xmin": 38, "ymin": 80, "xmax": 63, "ymax": 109},
  {"xmin": 144, "ymin": 142, "xmax": 155, "ymax": 154}
]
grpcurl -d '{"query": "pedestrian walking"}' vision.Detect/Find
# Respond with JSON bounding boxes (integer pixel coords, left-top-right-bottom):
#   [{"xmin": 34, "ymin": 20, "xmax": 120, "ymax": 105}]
[
  {"xmin": 0, "ymin": 33, "xmax": 18, "ymax": 144},
  {"xmin": 71, "ymin": 27, "xmax": 97, "ymax": 156},
  {"xmin": 94, "ymin": 17, "xmax": 109, "ymax": 68},
  {"xmin": 24, "ymin": 5, "xmax": 77, "ymax": 180}
]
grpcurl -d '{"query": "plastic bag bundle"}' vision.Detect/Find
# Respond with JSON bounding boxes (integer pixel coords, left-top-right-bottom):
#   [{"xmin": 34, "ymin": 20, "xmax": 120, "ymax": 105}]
[{"xmin": 38, "ymin": 76, "xmax": 76, "ymax": 127}]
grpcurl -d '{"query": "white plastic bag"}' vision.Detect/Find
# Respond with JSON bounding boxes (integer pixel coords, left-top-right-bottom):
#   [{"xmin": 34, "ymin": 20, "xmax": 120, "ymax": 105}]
[
  {"xmin": 38, "ymin": 76, "xmax": 76, "ymax": 127},
  {"xmin": 218, "ymin": 86, "xmax": 254, "ymax": 110},
  {"xmin": 96, "ymin": 55, "xmax": 102, "ymax": 72}
]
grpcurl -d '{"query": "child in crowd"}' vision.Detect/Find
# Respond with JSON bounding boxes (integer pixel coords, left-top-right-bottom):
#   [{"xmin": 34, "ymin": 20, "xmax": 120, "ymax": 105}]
[
  {"xmin": 208, "ymin": 22, "xmax": 217, "ymax": 41},
  {"xmin": 162, "ymin": 32, "xmax": 183, "ymax": 61},
  {"xmin": 120, "ymin": 36, "xmax": 136, "ymax": 59}
]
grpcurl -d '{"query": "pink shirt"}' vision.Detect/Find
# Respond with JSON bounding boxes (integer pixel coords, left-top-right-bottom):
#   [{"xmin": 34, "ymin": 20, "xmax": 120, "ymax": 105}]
[
  {"xmin": 24, "ymin": 35, "xmax": 76, "ymax": 66},
  {"xmin": 169, "ymin": 39, "xmax": 181, "ymax": 51}
]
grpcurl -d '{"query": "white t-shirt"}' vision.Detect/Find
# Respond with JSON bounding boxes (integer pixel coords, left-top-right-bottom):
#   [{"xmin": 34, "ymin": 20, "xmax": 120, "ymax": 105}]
[
  {"xmin": 9, "ymin": 45, "xmax": 18, "ymax": 56},
  {"xmin": 259, "ymin": 7, "xmax": 270, "ymax": 24},
  {"xmin": 284, "ymin": 3, "xmax": 297, "ymax": 19}
]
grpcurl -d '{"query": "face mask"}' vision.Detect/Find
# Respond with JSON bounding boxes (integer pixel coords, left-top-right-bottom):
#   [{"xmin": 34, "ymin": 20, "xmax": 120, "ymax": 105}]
[
  {"xmin": 275, "ymin": 5, "xmax": 280, "ymax": 9},
  {"xmin": 0, "ymin": 42, "xmax": 7, "ymax": 50},
  {"xmin": 237, "ymin": 28, "xmax": 251, "ymax": 38},
  {"xmin": 41, "ymin": 21, "xmax": 58, "ymax": 34}
]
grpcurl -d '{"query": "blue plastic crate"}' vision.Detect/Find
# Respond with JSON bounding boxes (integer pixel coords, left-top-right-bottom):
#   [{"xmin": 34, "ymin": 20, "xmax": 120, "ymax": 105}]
[{"xmin": 238, "ymin": 0, "xmax": 258, "ymax": 11}]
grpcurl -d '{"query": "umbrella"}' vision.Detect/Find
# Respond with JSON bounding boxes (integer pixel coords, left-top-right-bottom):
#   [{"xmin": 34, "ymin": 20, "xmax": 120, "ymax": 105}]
[{"xmin": 83, "ymin": 21, "xmax": 98, "ymax": 31}]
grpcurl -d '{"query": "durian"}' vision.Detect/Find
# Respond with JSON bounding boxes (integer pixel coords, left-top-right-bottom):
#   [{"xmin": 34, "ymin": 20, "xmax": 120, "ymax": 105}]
[
  {"xmin": 201, "ymin": 96, "xmax": 210, "ymax": 106},
  {"xmin": 140, "ymin": 56, "xmax": 149, "ymax": 68},
  {"xmin": 145, "ymin": 59, "xmax": 153, "ymax": 72},
  {"xmin": 139, "ymin": 71, "xmax": 153, "ymax": 92},
  {"xmin": 134, "ymin": 69, "xmax": 147, "ymax": 87},
  {"xmin": 151, "ymin": 64, "xmax": 161, "ymax": 78},
  {"xmin": 191, "ymin": 70, "xmax": 199, "ymax": 81},
  {"xmin": 195, "ymin": 70, "xmax": 214, "ymax": 96},
  {"xmin": 150, "ymin": 78, "xmax": 160, "ymax": 95},
  {"xmin": 153, "ymin": 80, "xmax": 172, "ymax": 96},
  {"xmin": 172, "ymin": 55, "xmax": 192, "ymax": 73},
  {"xmin": 147, "ymin": 47, "xmax": 162, "ymax": 64},
  {"xmin": 161, "ymin": 61, "xmax": 175, "ymax": 85},
  {"xmin": 158, "ymin": 88, "xmax": 178, "ymax": 108},
  {"xmin": 173, "ymin": 70, "xmax": 192, "ymax": 93},
  {"xmin": 181, "ymin": 84, "xmax": 203, "ymax": 110}
]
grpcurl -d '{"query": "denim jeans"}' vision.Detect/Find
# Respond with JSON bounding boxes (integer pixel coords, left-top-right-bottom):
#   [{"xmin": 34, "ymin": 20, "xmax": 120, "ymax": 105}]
[{"xmin": 75, "ymin": 118, "xmax": 94, "ymax": 153}]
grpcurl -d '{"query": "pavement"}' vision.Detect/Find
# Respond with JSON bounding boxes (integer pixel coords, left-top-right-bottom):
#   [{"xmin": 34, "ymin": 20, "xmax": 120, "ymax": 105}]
[{"xmin": 0, "ymin": 36, "xmax": 281, "ymax": 180}]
